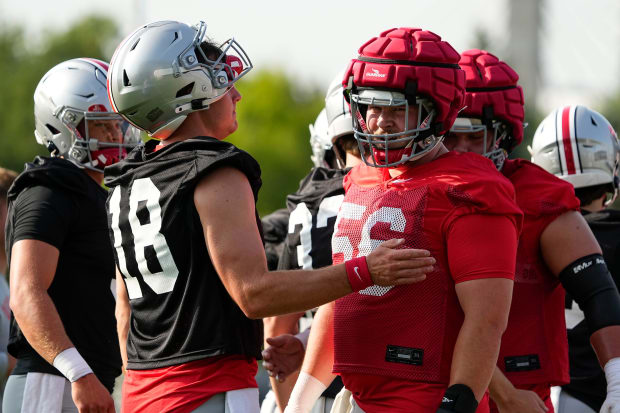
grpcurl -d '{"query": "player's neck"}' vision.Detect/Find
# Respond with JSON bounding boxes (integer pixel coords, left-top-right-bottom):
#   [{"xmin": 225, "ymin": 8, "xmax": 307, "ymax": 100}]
[
  {"xmin": 163, "ymin": 119, "xmax": 214, "ymax": 147},
  {"xmin": 345, "ymin": 153, "xmax": 363, "ymax": 168},
  {"xmin": 387, "ymin": 144, "xmax": 448, "ymax": 178}
]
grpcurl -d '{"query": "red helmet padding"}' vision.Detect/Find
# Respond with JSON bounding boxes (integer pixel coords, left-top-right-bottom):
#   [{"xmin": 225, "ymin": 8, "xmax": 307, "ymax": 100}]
[
  {"xmin": 459, "ymin": 49, "xmax": 525, "ymax": 145},
  {"xmin": 344, "ymin": 28, "xmax": 465, "ymax": 136}
]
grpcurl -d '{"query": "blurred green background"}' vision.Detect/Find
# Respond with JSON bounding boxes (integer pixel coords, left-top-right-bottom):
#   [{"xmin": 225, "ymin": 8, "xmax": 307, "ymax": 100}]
[{"xmin": 1, "ymin": 16, "xmax": 619, "ymax": 215}]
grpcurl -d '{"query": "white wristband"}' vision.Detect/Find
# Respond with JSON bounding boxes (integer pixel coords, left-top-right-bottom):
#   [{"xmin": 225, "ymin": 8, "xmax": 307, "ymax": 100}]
[
  {"xmin": 294, "ymin": 328, "xmax": 311, "ymax": 351},
  {"xmin": 284, "ymin": 371, "xmax": 327, "ymax": 413},
  {"xmin": 52, "ymin": 347, "xmax": 93, "ymax": 382},
  {"xmin": 605, "ymin": 358, "xmax": 620, "ymax": 389}
]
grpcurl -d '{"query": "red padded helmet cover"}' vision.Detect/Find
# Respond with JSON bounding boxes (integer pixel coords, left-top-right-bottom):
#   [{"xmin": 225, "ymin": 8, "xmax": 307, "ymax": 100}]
[
  {"xmin": 343, "ymin": 28, "xmax": 466, "ymax": 136},
  {"xmin": 459, "ymin": 49, "xmax": 525, "ymax": 145}
]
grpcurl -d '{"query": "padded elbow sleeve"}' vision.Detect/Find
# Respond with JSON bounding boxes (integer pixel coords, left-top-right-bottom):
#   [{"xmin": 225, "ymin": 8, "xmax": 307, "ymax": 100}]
[{"xmin": 559, "ymin": 254, "xmax": 620, "ymax": 335}]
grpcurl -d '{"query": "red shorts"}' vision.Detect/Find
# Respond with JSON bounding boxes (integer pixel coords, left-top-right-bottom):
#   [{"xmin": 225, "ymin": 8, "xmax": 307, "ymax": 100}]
[
  {"xmin": 489, "ymin": 383, "xmax": 553, "ymax": 413},
  {"xmin": 122, "ymin": 355, "xmax": 258, "ymax": 413},
  {"xmin": 341, "ymin": 373, "xmax": 490, "ymax": 413}
]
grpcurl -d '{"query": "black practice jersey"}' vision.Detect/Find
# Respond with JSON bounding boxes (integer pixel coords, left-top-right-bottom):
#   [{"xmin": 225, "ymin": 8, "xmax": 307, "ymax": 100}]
[
  {"xmin": 277, "ymin": 166, "xmax": 348, "ymax": 398},
  {"xmin": 104, "ymin": 137, "xmax": 263, "ymax": 370},
  {"xmin": 261, "ymin": 208, "xmax": 290, "ymax": 271},
  {"xmin": 278, "ymin": 167, "xmax": 349, "ymax": 271},
  {"xmin": 562, "ymin": 209, "xmax": 620, "ymax": 410},
  {"xmin": 5, "ymin": 157, "xmax": 121, "ymax": 392}
]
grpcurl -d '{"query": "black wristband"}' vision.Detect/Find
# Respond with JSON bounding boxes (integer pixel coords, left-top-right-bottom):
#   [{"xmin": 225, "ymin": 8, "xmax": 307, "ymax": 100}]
[{"xmin": 436, "ymin": 384, "xmax": 478, "ymax": 413}]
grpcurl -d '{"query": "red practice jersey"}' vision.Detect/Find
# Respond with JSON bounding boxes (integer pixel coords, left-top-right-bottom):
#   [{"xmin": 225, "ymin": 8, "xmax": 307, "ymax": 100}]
[
  {"xmin": 496, "ymin": 159, "xmax": 580, "ymax": 387},
  {"xmin": 332, "ymin": 152, "xmax": 522, "ymax": 411}
]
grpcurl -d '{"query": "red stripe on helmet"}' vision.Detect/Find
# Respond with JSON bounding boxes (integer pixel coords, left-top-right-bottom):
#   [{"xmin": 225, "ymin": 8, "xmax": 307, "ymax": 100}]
[
  {"xmin": 78, "ymin": 58, "xmax": 109, "ymax": 75},
  {"xmin": 561, "ymin": 106, "xmax": 576, "ymax": 174}
]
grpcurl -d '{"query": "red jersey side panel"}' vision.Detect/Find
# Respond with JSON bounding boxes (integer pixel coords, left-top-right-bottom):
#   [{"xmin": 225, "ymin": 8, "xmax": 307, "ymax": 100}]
[
  {"xmin": 341, "ymin": 373, "xmax": 490, "ymax": 413},
  {"xmin": 121, "ymin": 356, "xmax": 257, "ymax": 413},
  {"xmin": 333, "ymin": 152, "xmax": 522, "ymax": 386},
  {"xmin": 498, "ymin": 159, "xmax": 580, "ymax": 386}
]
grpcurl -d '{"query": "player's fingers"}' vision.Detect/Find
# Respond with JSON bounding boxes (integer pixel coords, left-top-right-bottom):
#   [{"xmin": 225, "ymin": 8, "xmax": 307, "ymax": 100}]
[
  {"xmin": 391, "ymin": 274, "xmax": 427, "ymax": 285},
  {"xmin": 263, "ymin": 361, "xmax": 275, "ymax": 372},
  {"xmin": 392, "ymin": 259, "xmax": 435, "ymax": 271},
  {"xmin": 266, "ymin": 335, "xmax": 288, "ymax": 347},
  {"xmin": 389, "ymin": 249, "xmax": 434, "ymax": 261},
  {"xmin": 536, "ymin": 397, "xmax": 548, "ymax": 412},
  {"xmin": 394, "ymin": 266, "xmax": 434, "ymax": 277},
  {"xmin": 377, "ymin": 238, "xmax": 405, "ymax": 249}
]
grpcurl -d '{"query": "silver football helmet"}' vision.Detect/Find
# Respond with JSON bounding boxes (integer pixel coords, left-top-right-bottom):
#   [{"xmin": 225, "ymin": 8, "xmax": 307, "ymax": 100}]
[
  {"xmin": 108, "ymin": 20, "xmax": 252, "ymax": 139},
  {"xmin": 530, "ymin": 105, "xmax": 620, "ymax": 201},
  {"xmin": 309, "ymin": 108, "xmax": 331, "ymax": 168},
  {"xmin": 325, "ymin": 71, "xmax": 354, "ymax": 168},
  {"xmin": 33, "ymin": 58, "xmax": 141, "ymax": 172}
]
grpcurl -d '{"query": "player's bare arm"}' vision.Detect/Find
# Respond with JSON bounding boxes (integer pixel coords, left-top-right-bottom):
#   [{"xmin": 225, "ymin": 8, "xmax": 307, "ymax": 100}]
[
  {"xmin": 285, "ymin": 302, "xmax": 337, "ymax": 412},
  {"xmin": 488, "ymin": 367, "xmax": 548, "ymax": 413},
  {"xmin": 10, "ymin": 239, "xmax": 114, "ymax": 412},
  {"xmin": 540, "ymin": 210, "xmax": 620, "ymax": 366},
  {"xmin": 115, "ymin": 268, "xmax": 130, "ymax": 372},
  {"xmin": 194, "ymin": 166, "xmax": 435, "ymax": 318},
  {"xmin": 263, "ymin": 311, "xmax": 304, "ymax": 409},
  {"xmin": 452, "ymin": 278, "xmax": 513, "ymax": 401}
]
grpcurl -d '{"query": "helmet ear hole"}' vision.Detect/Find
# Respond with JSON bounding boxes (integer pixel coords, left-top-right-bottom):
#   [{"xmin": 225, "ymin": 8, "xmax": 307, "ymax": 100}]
[
  {"xmin": 591, "ymin": 116, "xmax": 598, "ymax": 126},
  {"xmin": 45, "ymin": 124, "xmax": 60, "ymax": 135},
  {"xmin": 123, "ymin": 70, "xmax": 131, "ymax": 87},
  {"xmin": 176, "ymin": 82, "xmax": 195, "ymax": 98}
]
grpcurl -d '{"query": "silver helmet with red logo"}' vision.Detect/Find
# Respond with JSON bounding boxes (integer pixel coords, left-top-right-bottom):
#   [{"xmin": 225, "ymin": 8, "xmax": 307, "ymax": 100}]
[
  {"xmin": 34, "ymin": 58, "xmax": 141, "ymax": 171},
  {"xmin": 530, "ymin": 105, "xmax": 620, "ymax": 202},
  {"xmin": 108, "ymin": 20, "xmax": 252, "ymax": 140},
  {"xmin": 344, "ymin": 28, "xmax": 465, "ymax": 167}
]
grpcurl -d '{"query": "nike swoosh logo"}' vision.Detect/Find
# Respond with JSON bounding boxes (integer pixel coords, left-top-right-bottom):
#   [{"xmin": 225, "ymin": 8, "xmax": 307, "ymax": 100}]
[{"xmin": 354, "ymin": 267, "xmax": 363, "ymax": 281}]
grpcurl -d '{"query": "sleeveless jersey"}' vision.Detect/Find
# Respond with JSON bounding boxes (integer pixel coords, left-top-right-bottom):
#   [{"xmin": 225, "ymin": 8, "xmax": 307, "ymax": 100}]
[
  {"xmin": 261, "ymin": 208, "xmax": 290, "ymax": 271},
  {"xmin": 332, "ymin": 152, "xmax": 522, "ymax": 383},
  {"xmin": 562, "ymin": 208, "xmax": 620, "ymax": 410},
  {"xmin": 104, "ymin": 137, "xmax": 263, "ymax": 369},
  {"xmin": 278, "ymin": 167, "xmax": 349, "ymax": 271},
  {"xmin": 277, "ymin": 166, "xmax": 349, "ymax": 398},
  {"xmin": 498, "ymin": 159, "xmax": 580, "ymax": 386}
]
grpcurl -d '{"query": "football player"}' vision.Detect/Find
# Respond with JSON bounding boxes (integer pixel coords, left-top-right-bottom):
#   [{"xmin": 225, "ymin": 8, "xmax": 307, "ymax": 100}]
[
  {"xmin": 285, "ymin": 29, "xmax": 523, "ymax": 413},
  {"xmin": 3, "ymin": 59, "xmax": 138, "ymax": 413},
  {"xmin": 105, "ymin": 21, "xmax": 435, "ymax": 413},
  {"xmin": 530, "ymin": 106, "xmax": 620, "ymax": 413},
  {"xmin": 261, "ymin": 72, "xmax": 362, "ymax": 413},
  {"xmin": 443, "ymin": 50, "xmax": 620, "ymax": 413}
]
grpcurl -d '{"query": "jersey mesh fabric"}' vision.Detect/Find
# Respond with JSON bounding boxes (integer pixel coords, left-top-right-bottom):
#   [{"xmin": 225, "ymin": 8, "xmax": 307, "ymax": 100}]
[
  {"xmin": 278, "ymin": 167, "xmax": 349, "ymax": 271},
  {"xmin": 104, "ymin": 137, "xmax": 263, "ymax": 370},
  {"xmin": 341, "ymin": 373, "xmax": 491, "ymax": 413},
  {"xmin": 498, "ymin": 159, "xmax": 580, "ymax": 387},
  {"xmin": 332, "ymin": 152, "xmax": 522, "ymax": 391}
]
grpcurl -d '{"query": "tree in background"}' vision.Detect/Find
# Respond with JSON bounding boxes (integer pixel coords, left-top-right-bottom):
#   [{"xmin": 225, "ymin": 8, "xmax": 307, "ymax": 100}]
[
  {"xmin": 0, "ymin": 16, "xmax": 118, "ymax": 173},
  {"xmin": 229, "ymin": 70, "xmax": 323, "ymax": 215},
  {"xmin": 0, "ymin": 16, "xmax": 324, "ymax": 216}
]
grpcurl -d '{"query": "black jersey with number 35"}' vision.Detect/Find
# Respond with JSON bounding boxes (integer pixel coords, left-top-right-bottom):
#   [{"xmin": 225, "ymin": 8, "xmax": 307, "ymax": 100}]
[
  {"xmin": 278, "ymin": 167, "xmax": 349, "ymax": 271},
  {"xmin": 104, "ymin": 137, "xmax": 263, "ymax": 370}
]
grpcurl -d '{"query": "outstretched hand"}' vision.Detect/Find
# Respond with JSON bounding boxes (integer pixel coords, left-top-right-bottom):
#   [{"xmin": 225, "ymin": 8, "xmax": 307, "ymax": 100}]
[
  {"xmin": 366, "ymin": 239, "xmax": 435, "ymax": 286},
  {"xmin": 262, "ymin": 334, "xmax": 305, "ymax": 382}
]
